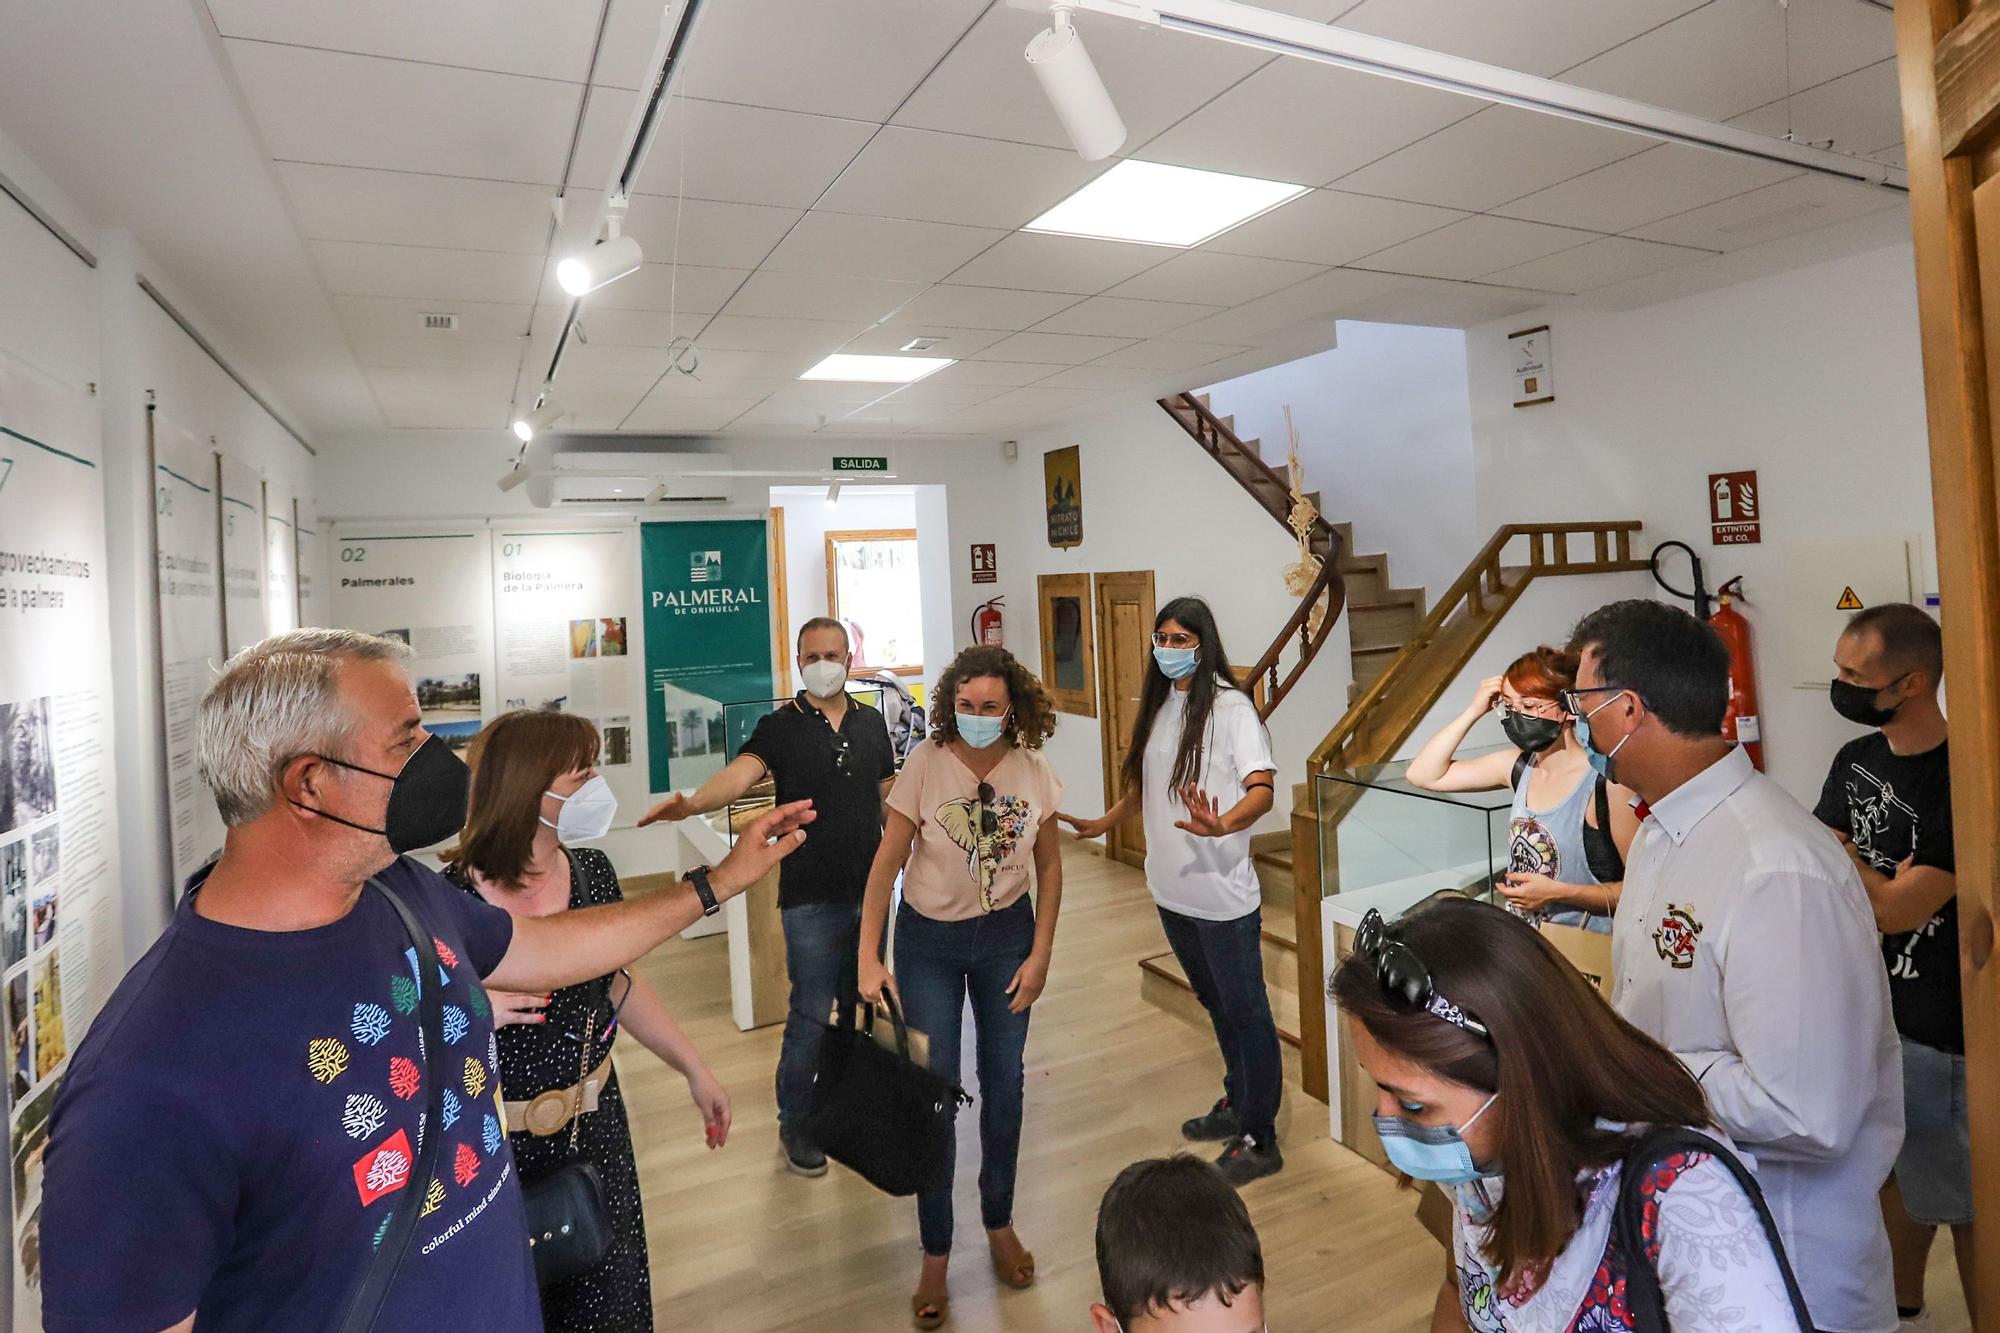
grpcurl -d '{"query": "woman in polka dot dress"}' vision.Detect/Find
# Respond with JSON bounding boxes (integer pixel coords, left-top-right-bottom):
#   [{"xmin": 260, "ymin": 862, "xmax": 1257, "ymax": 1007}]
[{"xmin": 445, "ymin": 709, "xmax": 732, "ymax": 1332}]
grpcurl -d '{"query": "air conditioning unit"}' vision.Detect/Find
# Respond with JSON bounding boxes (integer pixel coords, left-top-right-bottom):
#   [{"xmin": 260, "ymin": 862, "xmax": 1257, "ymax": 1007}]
[{"xmin": 519, "ymin": 451, "xmax": 735, "ymax": 509}]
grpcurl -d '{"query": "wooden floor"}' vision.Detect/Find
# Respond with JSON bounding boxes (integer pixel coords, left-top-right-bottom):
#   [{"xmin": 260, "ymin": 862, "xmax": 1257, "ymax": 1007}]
[{"xmin": 618, "ymin": 844, "xmax": 1975, "ymax": 1332}]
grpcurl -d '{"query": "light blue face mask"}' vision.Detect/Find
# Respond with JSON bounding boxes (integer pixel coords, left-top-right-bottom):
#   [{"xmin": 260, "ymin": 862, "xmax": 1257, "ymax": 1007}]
[
  {"xmin": 1574, "ymin": 693, "xmax": 1631, "ymax": 783},
  {"xmin": 1372, "ymin": 1092, "xmax": 1498, "ymax": 1186},
  {"xmin": 1153, "ymin": 645, "xmax": 1199, "ymax": 680},
  {"xmin": 956, "ymin": 711, "xmax": 1007, "ymax": 749}
]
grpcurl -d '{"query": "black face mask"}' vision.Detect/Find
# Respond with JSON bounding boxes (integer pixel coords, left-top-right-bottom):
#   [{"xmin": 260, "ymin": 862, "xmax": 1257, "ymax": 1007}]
[
  {"xmin": 292, "ymin": 733, "xmax": 471, "ymax": 853},
  {"xmin": 1500, "ymin": 711, "xmax": 1564, "ymax": 755},
  {"xmin": 1829, "ymin": 676, "xmax": 1909, "ymax": 729}
]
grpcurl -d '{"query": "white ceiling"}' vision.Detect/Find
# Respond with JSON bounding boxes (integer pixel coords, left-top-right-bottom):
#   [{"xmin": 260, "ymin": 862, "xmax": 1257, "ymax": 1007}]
[{"xmin": 0, "ymin": 0, "xmax": 1912, "ymax": 444}]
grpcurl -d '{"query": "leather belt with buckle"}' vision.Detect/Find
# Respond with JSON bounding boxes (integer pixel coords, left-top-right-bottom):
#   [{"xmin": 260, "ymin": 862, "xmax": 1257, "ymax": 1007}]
[{"xmin": 508, "ymin": 1051, "xmax": 616, "ymax": 1137}]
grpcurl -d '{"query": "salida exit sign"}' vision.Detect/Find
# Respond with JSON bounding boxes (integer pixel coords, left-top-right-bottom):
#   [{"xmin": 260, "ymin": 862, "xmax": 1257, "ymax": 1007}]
[{"xmin": 832, "ymin": 455, "xmax": 888, "ymax": 474}]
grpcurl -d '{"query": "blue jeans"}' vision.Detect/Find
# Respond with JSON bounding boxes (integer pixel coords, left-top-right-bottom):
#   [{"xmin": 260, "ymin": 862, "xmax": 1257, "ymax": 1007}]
[
  {"xmin": 1157, "ymin": 905, "xmax": 1281, "ymax": 1147},
  {"xmin": 893, "ymin": 897, "xmax": 1036, "ymax": 1257},
  {"xmin": 776, "ymin": 901, "xmax": 865, "ymax": 1134}
]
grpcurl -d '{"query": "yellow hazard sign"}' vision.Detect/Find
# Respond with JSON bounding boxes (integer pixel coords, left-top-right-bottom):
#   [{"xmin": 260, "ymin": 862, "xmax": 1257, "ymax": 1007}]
[{"xmin": 1836, "ymin": 586, "xmax": 1864, "ymax": 611}]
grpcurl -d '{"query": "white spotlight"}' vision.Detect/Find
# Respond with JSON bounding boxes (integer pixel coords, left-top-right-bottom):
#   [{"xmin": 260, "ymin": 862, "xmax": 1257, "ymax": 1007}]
[
  {"xmin": 1025, "ymin": 7, "xmax": 1126, "ymax": 161},
  {"xmin": 825, "ymin": 481, "xmax": 843, "ymax": 507},
  {"xmin": 646, "ymin": 482, "xmax": 670, "ymax": 503},
  {"xmin": 497, "ymin": 464, "xmax": 531, "ymax": 493},
  {"xmin": 557, "ymin": 234, "xmax": 644, "ymax": 297},
  {"xmin": 511, "ymin": 397, "xmax": 564, "ymax": 443}
]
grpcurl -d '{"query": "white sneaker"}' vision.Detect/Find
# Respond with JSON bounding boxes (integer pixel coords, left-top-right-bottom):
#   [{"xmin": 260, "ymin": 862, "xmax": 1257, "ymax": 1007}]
[{"xmin": 1898, "ymin": 1311, "xmax": 1938, "ymax": 1332}]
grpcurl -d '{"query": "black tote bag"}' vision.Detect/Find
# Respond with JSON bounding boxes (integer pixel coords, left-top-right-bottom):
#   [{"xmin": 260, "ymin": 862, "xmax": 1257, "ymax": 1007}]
[{"xmin": 800, "ymin": 990, "xmax": 970, "ymax": 1197}]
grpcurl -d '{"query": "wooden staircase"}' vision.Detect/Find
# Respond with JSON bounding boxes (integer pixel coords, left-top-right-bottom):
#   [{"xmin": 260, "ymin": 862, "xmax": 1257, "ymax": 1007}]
[{"xmin": 1286, "ymin": 520, "xmax": 1649, "ymax": 1101}]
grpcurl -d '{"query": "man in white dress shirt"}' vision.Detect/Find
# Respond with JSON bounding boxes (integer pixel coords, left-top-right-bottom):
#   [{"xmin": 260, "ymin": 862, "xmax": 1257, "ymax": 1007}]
[{"xmin": 1566, "ymin": 599, "xmax": 1901, "ymax": 1333}]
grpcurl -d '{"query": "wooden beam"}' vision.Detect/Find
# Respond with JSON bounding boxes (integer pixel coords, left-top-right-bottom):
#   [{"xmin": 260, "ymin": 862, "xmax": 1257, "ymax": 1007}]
[{"xmin": 1938, "ymin": 0, "xmax": 2000, "ymax": 157}]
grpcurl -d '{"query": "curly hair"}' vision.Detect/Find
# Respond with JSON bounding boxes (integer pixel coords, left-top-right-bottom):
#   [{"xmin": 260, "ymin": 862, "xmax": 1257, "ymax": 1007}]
[{"xmin": 928, "ymin": 645, "xmax": 1058, "ymax": 750}]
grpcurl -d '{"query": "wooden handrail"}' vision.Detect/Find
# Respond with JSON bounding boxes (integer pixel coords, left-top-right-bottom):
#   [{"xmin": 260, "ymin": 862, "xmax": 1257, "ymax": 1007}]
[
  {"xmin": 1310, "ymin": 520, "xmax": 1643, "ymax": 772},
  {"xmin": 1241, "ymin": 551, "xmax": 1346, "ymax": 719}
]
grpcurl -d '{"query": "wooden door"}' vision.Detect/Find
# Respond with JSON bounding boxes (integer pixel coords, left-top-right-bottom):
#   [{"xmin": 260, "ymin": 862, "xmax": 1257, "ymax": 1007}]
[
  {"xmin": 1897, "ymin": 4, "xmax": 2000, "ymax": 1320},
  {"xmin": 1095, "ymin": 571, "xmax": 1155, "ymax": 869}
]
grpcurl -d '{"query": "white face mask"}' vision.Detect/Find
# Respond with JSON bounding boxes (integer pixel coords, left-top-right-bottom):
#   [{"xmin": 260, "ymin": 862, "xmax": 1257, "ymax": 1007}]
[
  {"xmin": 541, "ymin": 774, "xmax": 617, "ymax": 843},
  {"xmin": 800, "ymin": 658, "xmax": 848, "ymax": 700}
]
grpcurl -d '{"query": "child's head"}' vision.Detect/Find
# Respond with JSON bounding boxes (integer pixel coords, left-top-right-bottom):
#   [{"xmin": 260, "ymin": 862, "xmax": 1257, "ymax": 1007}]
[{"xmin": 1091, "ymin": 1155, "xmax": 1265, "ymax": 1332}]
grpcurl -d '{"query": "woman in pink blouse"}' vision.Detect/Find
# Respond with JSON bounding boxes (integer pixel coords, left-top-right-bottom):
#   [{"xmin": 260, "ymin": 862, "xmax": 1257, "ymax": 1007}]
[{"xmin": 859, "ymin": 645, "xmax": 1065, "ymax": 1330}]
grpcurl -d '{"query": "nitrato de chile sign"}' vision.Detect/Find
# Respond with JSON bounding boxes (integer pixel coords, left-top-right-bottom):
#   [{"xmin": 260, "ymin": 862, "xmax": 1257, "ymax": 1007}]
[
  {"xmin": 1044, "ymin": 444, "xmax": 1082, "ymax": 548},
  {"xmin": 641, "ymin": 519, "xmax": 774, "ymax": 793}
]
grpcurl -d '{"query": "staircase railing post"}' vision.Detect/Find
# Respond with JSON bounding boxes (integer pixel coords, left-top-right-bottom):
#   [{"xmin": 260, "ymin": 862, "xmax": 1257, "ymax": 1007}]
[
  {"xmin": 1554, "ymin": 530, "xmax": 1570, "ymax": 567},
  {"xmin": 1594, "ymin": 528, "xmax": 1609, "ymax": 565}
]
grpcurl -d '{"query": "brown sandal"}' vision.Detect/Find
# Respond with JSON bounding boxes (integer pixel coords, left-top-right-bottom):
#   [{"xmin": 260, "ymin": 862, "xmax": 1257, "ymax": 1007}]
[
  {"xmin": 911, "ymin": 1292, "xmax": 948, "ymax": 1329},
  {"xmin": 988, "ymin": 1235, "xmax": 1036, "ymax": 1290}
]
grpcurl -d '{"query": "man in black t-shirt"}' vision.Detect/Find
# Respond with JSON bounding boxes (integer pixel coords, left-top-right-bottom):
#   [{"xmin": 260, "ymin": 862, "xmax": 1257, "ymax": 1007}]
[
  {"xmin": 1813, "ymin": 602, "xmax": 1973, "ymax": 1325},
  {"xmin": 640, "ymin": 617, "xmax": 894, "ymax": 1176}
]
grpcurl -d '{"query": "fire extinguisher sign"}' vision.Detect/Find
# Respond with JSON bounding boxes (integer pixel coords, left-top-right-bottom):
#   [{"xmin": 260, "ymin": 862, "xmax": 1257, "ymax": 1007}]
[{"xmin": 1709, "ymin": 470, "xmax": 1761, "ymax": 545}]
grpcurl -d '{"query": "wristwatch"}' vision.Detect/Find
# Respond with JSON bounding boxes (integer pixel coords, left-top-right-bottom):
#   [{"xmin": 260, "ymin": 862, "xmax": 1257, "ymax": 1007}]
[{"xmin": 688, "ymin": 864, "xmax": 721, "ymax": 917}]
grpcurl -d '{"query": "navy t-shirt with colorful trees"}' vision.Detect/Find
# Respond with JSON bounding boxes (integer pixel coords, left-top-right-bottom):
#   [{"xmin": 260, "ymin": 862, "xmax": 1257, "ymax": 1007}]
[{"xmin": 41, "ymin": 856, "xmax": 543, "ymax": 1332}]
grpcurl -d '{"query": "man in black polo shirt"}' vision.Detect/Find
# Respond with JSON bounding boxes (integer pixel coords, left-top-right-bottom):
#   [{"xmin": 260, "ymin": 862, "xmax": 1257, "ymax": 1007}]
[
  {"xmin": 640, "ymin": 617, "xmax": 895, "ymax": 1175},
  {"xmin": 1813, "ymin": 602, "xmax": 1972, "ymax": 1327}
]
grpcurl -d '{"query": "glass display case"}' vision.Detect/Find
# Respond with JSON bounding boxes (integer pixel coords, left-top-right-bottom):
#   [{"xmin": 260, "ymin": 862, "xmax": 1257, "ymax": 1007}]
[
  {"xmin": 1313, "ymin": 747, "xmax": 1515, "ymax": 906},
  {"xmin": 710, "ymin": 687, "xmax": 886, "ymax": 846}
]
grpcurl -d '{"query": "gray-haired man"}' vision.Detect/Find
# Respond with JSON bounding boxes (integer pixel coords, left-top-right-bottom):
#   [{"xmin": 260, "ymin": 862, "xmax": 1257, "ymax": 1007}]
[{"xmin": 40, "ymin": 629, "xmax": 813, "ymax": 1333}]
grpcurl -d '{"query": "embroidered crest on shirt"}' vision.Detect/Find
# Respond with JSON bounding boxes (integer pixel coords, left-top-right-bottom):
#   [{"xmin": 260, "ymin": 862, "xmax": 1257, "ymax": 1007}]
[
  {"xmin": 1652, "ymin": 904, "xmax": 1704, "ymax": 969},
  {"xmin": 935, "ymin": 793, "xmax": 1032, "ymax": 911}
]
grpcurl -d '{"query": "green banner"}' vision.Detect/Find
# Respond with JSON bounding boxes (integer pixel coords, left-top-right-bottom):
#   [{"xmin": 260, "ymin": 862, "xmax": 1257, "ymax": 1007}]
[{"xmin": 641, "ymin": 519, "xmax": 774, "ymax": 793}]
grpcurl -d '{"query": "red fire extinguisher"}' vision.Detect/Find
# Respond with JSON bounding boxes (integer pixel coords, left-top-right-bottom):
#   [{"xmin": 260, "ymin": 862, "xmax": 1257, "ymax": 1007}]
[
  {"xmin": 1710, "ymin": 576, "xmax": 1764, "ymax": 771},
  {"xmin": 971, "ymin": 596, "xmax": 1005, "ymax": 647}
]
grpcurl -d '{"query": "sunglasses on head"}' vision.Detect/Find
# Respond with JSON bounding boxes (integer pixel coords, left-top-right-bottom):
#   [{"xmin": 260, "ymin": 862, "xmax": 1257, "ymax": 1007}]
[{"xmin": 1353, "ymin": 909, "xmax": 1489, "ymax": 1039}]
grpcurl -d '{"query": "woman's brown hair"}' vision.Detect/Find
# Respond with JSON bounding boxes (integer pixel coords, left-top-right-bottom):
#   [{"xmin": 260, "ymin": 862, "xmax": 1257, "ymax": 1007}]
[
  {"xmin": 1330, "ymin": 897, "xmax": 1707, "ymax": 1290},
  {"xmin": 446, "ymin": 709, "xmax": 600, "ymax": 885},
  {"xmin": 1503, "ymin": 644, "xmax": 1579, "ymax": 702},
  {"xmin": 927, "ymin": 645, "xmax": 1058, "ymax": 751}
]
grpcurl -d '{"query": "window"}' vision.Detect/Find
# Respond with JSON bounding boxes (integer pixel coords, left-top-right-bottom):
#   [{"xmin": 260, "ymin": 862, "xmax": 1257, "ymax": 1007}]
[{"xmin": 826, "ymin": 530, "xmax": 924, "ymax": 676}]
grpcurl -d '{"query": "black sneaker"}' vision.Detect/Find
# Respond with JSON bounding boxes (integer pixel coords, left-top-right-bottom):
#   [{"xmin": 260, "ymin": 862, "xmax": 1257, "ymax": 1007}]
[
  {"xmin": 1214, "ymin": 1134, "xmax": 1282, "ymax": 1187},
  {"xmin": 779, "ymin": 1126, "xmax": 828, "ymax": 1178},
  {"xmin": 1181, "ymin": 1097, "xmax": 1243, "ymax": 1142}
]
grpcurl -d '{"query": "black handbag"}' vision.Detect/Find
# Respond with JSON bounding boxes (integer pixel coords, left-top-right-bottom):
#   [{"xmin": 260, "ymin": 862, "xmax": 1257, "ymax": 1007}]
[
  {"xmin": 522, "ymin": 995, "xmax": 617, "ymax": 1287},
  {"xmin": 1610, "ymin": 1127, "xmax": 1814, "ymax": 1331},
  {"xmin": 801, "ymin": 989, "xmax": 970, "ymax": 1197}
]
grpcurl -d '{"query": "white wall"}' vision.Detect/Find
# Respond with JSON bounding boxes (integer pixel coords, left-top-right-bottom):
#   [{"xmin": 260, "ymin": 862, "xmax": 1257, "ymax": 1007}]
[
  {"xmin": 1203, "ymin": 321, "xmax": 1479, "ymax": 603},
  {"xmin": 770, "ymin": 484, "xmax": 919, "ymax": 660},
  {"xmin": 1465, "ymin": 242, "xmax": 1933, "ymax": 803}
]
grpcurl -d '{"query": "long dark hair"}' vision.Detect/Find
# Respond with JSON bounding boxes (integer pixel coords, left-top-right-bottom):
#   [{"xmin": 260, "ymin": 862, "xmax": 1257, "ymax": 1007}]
[
  {"xmin": 1119, "ymin": 597, "xmax": 1248, "ymax": 797},
  {"xmin": 1330, "ymin": 898, "xmax": 1708, "ymax": 1290}
]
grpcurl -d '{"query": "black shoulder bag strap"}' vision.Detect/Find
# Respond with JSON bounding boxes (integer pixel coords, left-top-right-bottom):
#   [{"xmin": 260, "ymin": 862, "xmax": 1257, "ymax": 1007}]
[
  {"xmin": 336, "ymin": 879, "xmax": 449, "ymax": 1333},
  {"xmin": 1611, "ymin": 1127, "xmax": 1814, "ymax": 1332},
  {"xmin": 1511, "ymin": 751, "xmax": 1531, "ymax": 793}
]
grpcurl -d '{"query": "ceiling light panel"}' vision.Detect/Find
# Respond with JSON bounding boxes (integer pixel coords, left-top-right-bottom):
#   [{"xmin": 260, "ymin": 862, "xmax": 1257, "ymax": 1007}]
[
  {"xmin": 1023, "ymin": 160, "xmax": 1308, "ymax": 248},
  {"xmin": 799, "ymin": 354, "xmax": 956, "ymax": 383}
]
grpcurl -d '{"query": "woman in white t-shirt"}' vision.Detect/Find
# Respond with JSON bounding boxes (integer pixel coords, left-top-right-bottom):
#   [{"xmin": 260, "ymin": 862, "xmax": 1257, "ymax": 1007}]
[
  {"xmin": 859, "ymin": 645, "xmax": 1065, "ymax": 1330},
  {"xmin": 1331, "ymin": 896, "xmax": 1810, "ymax": 1333},
  {"xmin": 1060, "ymin": 597, "xmax": 1281, "ymax": 1187}
]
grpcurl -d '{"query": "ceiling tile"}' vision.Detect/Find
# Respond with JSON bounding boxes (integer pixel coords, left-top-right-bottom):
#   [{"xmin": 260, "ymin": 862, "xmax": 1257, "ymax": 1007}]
[
  {"xmin": 867, "ymin": 379, "xmax": 1009, "ymax": 407},
  {"xmin": 365, "ymin": 368, "xmax": 518, "ymax": 427},
  {"xmin": 920, "ymin": 361, "xmax": 1069, "ymax": 387},
  {"xmin": 641, "ymin": 374, "xmax": 792, "ymax": 401},
  {"xmin": 1331, "ymin": 0, "xmax": 1707, "ymax": 77},
  {"xmin": 892, "ymin": 7, "xmax": 1269, "ymax": 152},
  {"xmin": 621, "ymin": 397, "xmax": 765, "ymax": 433},
  {"xmin": 970, "ymin": 385, "xmax": 1110, "ymax": 415},
  {"xmin": 1560, "ymin": 0, "xmax": 1892, "ymax": 122},
  {"xmin": 1031, "ymin": 296, "xmax": 1224, "ymax": 338},
  {"xmin": 889, "ymin": 285, "xmax": 1083, "ymax": 331},
  {"xmin": 816, "ymin": 127, "xmax": 1107, "ymax": 230},
  {"xmin": 567, "ymin": 93, "xmax": 875, "ymax": 208},
  {"xmin": 1352, "ymin": 216, "xmax": 1599, "ymax": 281},
  {"xmin": 336, "ymin": 296, "xmax": 531, "ymax": 341},
  {"xmin": 693, "ymin": 315, "xmax": 869, "ymax": 352},
  {"xmin": 545, "ymin": 262, "xmax": 749, "ymax": 313},
  {"xmin": 668, "ymin": 348, "xmax": 822, "ymax": 379},
  {"xmin": 310, "ymin": 241, "xmax": 544, "ymax": 303},
  {"xmin": 1727, "ymin": 59, "xmax": 1903, "ymax": 164},
  {"xmin": 225, "ymin": 41, "xmax": 577, "ymax": 184},
  {"xmin": 1480, "ymin": 236, "xmax": 1711, "ymax": 294},
  {"xmin": 346, "ymin": 334, "xmax": 524, "ymax": 372},
  {"xmin": 1171, "ymin": 267, "xmax": 1408, "ymax": 342},
  {"xmin": 1346, "ymin": 277, "xmax": 1548, "ymax": 329},
  {"xmin": 600, "ymin": 0, "xmax": 987, "ymax": 117},
  {"xmin": 278, "ymin": 163, "xmax": 553, "ymax": 252},
  {"xmin": 945, "ymin": 232, "xmax": 1176, "ymax": 295},
  {"xmin": 1491, "ymin": 143, "xmax": 1798, "ymax": 234},
  {"xmin": 1140, "ymin": 60, "xmax": 1477, "ymax": 187},
  {"xmin": 1204, "ymin": 189, "xmax": 1466, "ymax": 266},
  {"xmin": 1333, "ymin": 105, "xmax": 1643, "ymax": 212},
  {"xmin": 760, "ymin": 212, "xmax": 1007, "ymax": 283},
  {"xmin": 205, "ymin": 1, "xmax": 603, "ymax": 83},
  {"xmin": 833, "ymin": 324, "xmax": 1011, "ymax": 358},
  {"xmin": 1104, "ymin": 251, "xmax": 1328, "ymax": 306},
  {"xmin": 1036, "ymin": 364, "xmax": 1168, "ymax": 391},
  {"xmin": 556, "ymin": 191, "xmax": 803, "ymax": 273},
  {"xmin": 973, "ymin": 331, "xmax": 1137, "ymax": 364},
  {"xmin": 719, "ymin": 270, "xmax": 929, "ymax": 322},
  {"xmin": 556, "ymin": 342, "xmax": 697, "ymax": 378},
  {"xmin": 1627, "ymin": 173, "xmax": 1904, "ymax": 251},
  {"xmin": 1090, "ymin": 340, "xmax": 1253, "ymax": 371}
]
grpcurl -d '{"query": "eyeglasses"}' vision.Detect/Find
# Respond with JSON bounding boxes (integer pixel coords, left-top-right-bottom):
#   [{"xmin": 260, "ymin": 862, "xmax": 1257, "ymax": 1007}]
[
  {"xmin": 566, "ymin": 968, "xmax": 633, "ymax": 1047},
  {"xmin": 1353, "ymin": 909, "xmax": 1489, "ymax": 1039},
  {"xmin": 1493, "ymin": 698, "xmax": 1564, "ymax": 721},
  {"xmin": 1557, "ymin": 684, "xmax": 1627, "ymax": 718},
  {"xmin": 974, "ymin": 781, "xmax": 1001, "ymax": 913},
  {"xmin": 830, "ymin": 731, "xmax": 851, "ymax": 775},
  {"xmin": 1151, "ymin": 631, "xmax": 1199, "ymax": 650}
]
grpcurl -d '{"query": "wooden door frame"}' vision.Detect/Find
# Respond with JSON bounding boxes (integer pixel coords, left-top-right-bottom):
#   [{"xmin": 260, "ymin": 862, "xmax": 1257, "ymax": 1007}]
[
  {"xmin": 1897, "ymin": 2, "xmax": 2000, "ymax": 1319},
  {"xmin": 1095, "ymin": 571, "xmax": 1155, "ymax": 869}
]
